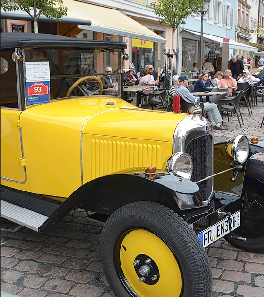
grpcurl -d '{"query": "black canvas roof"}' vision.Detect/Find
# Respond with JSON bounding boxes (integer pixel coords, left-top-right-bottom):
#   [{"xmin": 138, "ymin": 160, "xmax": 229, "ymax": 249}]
[{"xmin": 1, "ymin": 33, "xmax": 127, "ymax": 50}]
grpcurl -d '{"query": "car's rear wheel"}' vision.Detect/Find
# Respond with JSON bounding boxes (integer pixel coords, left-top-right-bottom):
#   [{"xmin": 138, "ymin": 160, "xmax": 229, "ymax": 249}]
[
  {"xmin": 100, "ymin": 201, "xmax": 212, "ymax": 297},
  {"xmin": 225, "ymin": 158, "xmax": 264, "ymax": 253}
]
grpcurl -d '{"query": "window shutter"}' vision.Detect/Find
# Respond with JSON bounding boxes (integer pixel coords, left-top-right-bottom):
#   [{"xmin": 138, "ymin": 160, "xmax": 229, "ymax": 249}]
[
  {"xmin": 222, "ymin": 4, "xmax": 227, "ymax": 26},
  {"xmin": 214, "ymin": 0, "xmax": 218, "ymax": 23},
  {"xmin": 230, "ymin": 7, "xmax": 233, "ymax": 28}
]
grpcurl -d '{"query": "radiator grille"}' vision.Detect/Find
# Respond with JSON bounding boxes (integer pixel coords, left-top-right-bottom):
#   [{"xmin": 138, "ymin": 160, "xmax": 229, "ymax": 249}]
[
  {"xmin": 91, "ymin": 139, "xmax": 162, "ymax": 179},
  {"xmin": 186, "ymin": 135, "xmax": 213, "ymax": 201}
]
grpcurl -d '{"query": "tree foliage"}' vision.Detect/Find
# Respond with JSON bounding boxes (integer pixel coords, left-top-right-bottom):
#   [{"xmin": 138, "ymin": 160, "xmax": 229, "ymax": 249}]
[
  {"xmin": 148, "ymin": 0, "xmax": 204, "ymax": 31},
  {"xmin": 1, "ymin": 0, "xmax": 67, "ymax": 32}
]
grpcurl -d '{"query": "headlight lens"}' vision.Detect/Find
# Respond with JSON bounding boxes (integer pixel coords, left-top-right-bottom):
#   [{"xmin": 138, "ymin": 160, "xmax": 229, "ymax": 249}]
[
  {"xmin": 167, "ymin": 152, "xmax": 193, "ymax": 179},
  {"xmin": 232, "ymin": 135, "xmax": 250, "ymax": 164}
]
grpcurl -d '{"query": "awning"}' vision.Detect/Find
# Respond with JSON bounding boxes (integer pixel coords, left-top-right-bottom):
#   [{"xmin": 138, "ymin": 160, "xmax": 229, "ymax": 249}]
[
  {"xmin": 183, "ymin": 30, "xmax": 257, "ymax": 52},
  {"xmin": 64, "ymin": 0, "xmax": 166, "ymax": 43}
]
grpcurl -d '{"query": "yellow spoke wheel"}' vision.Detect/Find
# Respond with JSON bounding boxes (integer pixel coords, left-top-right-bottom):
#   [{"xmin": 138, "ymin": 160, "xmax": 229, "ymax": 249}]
[{"xmin": 119, "ymin": 229, "xmax": 182, "ymax": 297}]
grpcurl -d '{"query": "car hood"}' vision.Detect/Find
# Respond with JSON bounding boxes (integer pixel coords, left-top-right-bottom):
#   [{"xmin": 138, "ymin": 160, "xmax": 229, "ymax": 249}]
[{"xmin": 23, "ymin": 97, "xmax": 188, "ymax": 142}]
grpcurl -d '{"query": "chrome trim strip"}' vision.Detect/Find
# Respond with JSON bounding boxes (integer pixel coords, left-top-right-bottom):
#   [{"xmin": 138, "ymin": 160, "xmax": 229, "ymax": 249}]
[
  {"xmin": 195, "ymin": 165, "xmax": 242, "ymax": 184},
  {"xmin": 1, "ymin": 113, "xmax": 28, "ymax": 184},
  {"xmin": 80, "ymin": 108, "xmax": 119, "ymax": 185},
  {"xmin": 173, "ymin": 113, "xmax": 209, "ymax": 153}
]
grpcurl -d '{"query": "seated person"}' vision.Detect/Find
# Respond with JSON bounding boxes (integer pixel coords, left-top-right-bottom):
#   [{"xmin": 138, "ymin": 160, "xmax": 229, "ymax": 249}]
[
  {"xmin": 218, "ymin": 69, "xmax": 237, "ymax": 96},
  {"xmin": 194, "ymin": 72, "xmax": 211, "ymax": 92},
  {"xmin": 253, "ymin": 66, "xmax": 264, "ymax": 85},
  {"xmin": 171, "ymin": 75, "xmax": 226, "ymax": 130},
  {"xmin": 169, "ymin": 75, "xmax": 179, "ymax": 100},
  {"xmin": 101, "ymin": 67, "xmax": 117, "ymax": 89},
  {"xmin": 238, "ymin": 69, "xmax": 260, "ymax": 83},
  {"xmin": 125, "ymin": 65, "xmax": 139, "ymax": 85},
  {"xmin": 193, "ymin": 63, "xmax": 200, "ymax": 74},
  {"xmin": 139, "ymin": 67, "xmax": 155, "ymax": 86},
  {"xmin": 211, "ymin": 71, "xmax": 224, "ymax": 87}
]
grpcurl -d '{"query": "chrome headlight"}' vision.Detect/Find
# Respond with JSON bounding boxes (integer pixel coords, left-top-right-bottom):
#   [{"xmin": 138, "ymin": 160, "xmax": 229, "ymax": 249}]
[
  {"xmin": 167, "ymin": 152, "xmax": 193, "ymax": 179},
  {"xmin": 232, "ymin": 135, "xmax": 250, "ymax": 164}
]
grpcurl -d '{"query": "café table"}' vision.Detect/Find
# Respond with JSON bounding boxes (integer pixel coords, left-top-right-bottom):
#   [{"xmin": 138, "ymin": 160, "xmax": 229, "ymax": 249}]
[
  {"xmin": 123, "ymin": 85, "xmax": 156, "ymax": 106},
  {"xmin": 192, "ymin": 91, "xmax": 226, "ymax": 103}
]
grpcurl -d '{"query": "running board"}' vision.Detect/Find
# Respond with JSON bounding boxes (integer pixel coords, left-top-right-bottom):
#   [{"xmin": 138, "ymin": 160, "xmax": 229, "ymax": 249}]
[{"xmin": 1, "ymin": 187, "xmax": 59, "ymax": 232}]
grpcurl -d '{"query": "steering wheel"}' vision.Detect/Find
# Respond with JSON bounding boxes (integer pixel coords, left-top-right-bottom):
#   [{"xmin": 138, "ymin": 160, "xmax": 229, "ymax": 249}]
[{"xmin": 66, "ymin": 75, "xmax": 103, "ymax": 97}]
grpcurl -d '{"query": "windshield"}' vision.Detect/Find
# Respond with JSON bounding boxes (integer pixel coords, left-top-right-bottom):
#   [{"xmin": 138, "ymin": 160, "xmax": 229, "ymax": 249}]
[{"xmin": 24, "ymin": 47, "xmax": 122, "ymax": 103}]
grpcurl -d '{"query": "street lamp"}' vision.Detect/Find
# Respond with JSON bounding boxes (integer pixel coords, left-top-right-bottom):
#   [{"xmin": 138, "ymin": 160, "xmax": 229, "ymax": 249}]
[{"xmin": 199, "ymin": 0, "xmax": 211, "ymax": 71}]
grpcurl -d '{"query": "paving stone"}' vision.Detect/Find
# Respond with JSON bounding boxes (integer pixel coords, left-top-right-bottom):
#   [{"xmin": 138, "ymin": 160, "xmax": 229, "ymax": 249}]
[
  {"xmin": 69, "ymin": 284, "xmax": 104, "ymax": 297},
  {"xmin": 245, "ymin": 263, "xmax": 264, "ymax": 274},
  {"xmin": 237, "ymin": 251, "xmax": 264, "ymax": 263},
  {"xmin": 41, "ymin": 265, "xmax": 69, "ymax": 278},
  {"xmin": 22, "ymin": 275, "xmax": 47, "ymax": 289},
  {"xmin": 1, "ymin": 282, "xmax": 23, "ymax": 295},
  {"xmin": 212, "ymin": 268, "xmax": 223, "ymax": 279},
  {"xmin": 212, "ymin": 279, "xmax": 234, "ymax": 294},
  {"xmin": 237, "ymin": 285, "xmax": 264, "ymax": 297},
  {"xmin": 1, "ymin": 256, "xmax": 19, "ymax": 268},
  {"xmin": 19, "ymin": 288, "xmax": 47, "ymax": 297},
  {"xmin": 208, "ymin": 247, "xmax": 238, "ymax": 260},
  {"xmin": 1, "ymin": 270, "xmax": 23, "ymax": 283},
  {"xmin": 254, "ymin": 275, "xmax": 264, "ymax": 288},
  {"xmin": 41, "ymin": 244, "xmax": 67, "ymax": 255},
  {"xmin": 221, "ymin": 271, "xmax": 252, "ymax": 283},
  {"xmin": 65, "ymin": 270, "xmax": 96, "ymax": 283},
  {"xmin": 37, "ymin": 254, "xmax": 66, "ymax": 265},
  {"xmin": 217, "ymin": 259, "xmax": 244, "ymax": 271},
  {"xmin": 62, "ymin": 258, "xmax": 90, "ymax": 270},
  {"xmin": 86, "ymin": 261, "xmax": 104, "ymax": 273},
  {"xmin": 14, "ymin": 260, "xmax": 40, "ymax": 272},
  {"xmin": 1, "ymin": 246, "xmax": 19, "ymax": 257},
  {"xmin": 14, "ymin": 250, "xmax": 43, "ymax": 260},
  {"xmin": 43, "ymin": 279, "xmax": 75, "ymax": 293}
]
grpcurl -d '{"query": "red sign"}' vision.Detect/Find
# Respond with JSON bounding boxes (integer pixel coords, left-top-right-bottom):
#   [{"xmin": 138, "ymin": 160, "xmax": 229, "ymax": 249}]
[
  {"xmin": 28, "ymin": 82, "xmax": 49, "ymax": 96},
  {"xmin": 223, "ymin": 38, "xmax": 230, "ymax": 43}
]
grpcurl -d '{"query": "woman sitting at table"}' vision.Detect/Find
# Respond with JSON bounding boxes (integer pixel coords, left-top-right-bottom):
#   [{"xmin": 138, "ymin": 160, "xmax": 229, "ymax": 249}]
[
  {"xmin": 194, "ymin": 72, "xmax": 212, "ymax": 92},
  {"xmin": 137, "ymin": 67, "xmax": 156, "ymax": 106},
  {"xmin": 211, "ymin": 71, "xmax": 224, "ymax": 87}
]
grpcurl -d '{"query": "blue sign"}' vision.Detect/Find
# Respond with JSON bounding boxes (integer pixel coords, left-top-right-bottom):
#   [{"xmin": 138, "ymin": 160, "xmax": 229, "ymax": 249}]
[{"xmin": 26, "ymin": 81, "xmax": 50, "ymax": 106}]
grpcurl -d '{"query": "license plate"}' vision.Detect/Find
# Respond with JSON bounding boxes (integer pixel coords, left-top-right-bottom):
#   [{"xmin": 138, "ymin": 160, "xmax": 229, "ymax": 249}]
[{"xmin": 198, "ymin": 211, "xmax": 240, "ymax": 248}]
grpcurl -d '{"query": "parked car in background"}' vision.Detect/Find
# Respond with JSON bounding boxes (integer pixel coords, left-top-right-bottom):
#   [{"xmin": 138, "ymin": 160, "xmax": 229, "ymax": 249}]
[{"xmin": 1, "ymin": 33, "xmax": 264, "ymax": 297}]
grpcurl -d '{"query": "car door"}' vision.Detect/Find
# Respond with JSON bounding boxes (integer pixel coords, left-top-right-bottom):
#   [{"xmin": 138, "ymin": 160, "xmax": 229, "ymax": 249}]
[{"xmin": 1, "ymin": 52, "xmax": 26, "ymax": 183}]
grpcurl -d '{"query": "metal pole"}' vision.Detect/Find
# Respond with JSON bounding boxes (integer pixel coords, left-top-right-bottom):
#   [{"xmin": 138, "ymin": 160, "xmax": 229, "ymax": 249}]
[{"xmin": 200, "ymin": 11, "xmax": 204, "ymax": 72}]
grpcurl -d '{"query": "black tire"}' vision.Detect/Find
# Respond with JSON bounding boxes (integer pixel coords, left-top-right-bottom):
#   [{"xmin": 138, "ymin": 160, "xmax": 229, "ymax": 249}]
[
  {"xmin": 100, "ymin": 201, "xmax": 212, "ymax": 297},
  {"xmin": 226, "ymin": 158, "xmax": 264, "ymax": 253}
]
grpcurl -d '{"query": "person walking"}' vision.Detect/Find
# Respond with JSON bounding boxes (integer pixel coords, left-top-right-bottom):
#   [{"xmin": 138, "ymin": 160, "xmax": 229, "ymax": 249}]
[
  {"xmin": 229, "ymin": 55, "xmax": 244, "ymax": 80},
  {"xmin": 170, "ymin": 75, "xmax": 226, "ymax": 130}
]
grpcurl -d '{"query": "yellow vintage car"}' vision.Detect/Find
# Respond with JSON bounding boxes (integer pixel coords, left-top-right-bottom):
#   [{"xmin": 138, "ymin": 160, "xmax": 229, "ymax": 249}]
[{"xmin": 1, "ymin": 33, "xmax": 264, "ymax": 297}]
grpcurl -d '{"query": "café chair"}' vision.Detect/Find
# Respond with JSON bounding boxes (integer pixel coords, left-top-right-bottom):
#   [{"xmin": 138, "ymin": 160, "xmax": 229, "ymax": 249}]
[
  {"xmin": 219, "ymin": 91, "xmax": 244, "ymax": 127},
  {"xmin": 261, "ymin": 116, "xmax": 264, "ymax": 128},
  {"xmin": 148, "ymin": 90, "xmax": 167, "ymax": 110}
]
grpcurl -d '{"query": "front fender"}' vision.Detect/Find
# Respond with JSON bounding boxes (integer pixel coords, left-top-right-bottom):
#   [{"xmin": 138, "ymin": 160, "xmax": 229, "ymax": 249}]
[{"xmin": 70, "ymin": 173, "xmax": 200, "ymax": 217}]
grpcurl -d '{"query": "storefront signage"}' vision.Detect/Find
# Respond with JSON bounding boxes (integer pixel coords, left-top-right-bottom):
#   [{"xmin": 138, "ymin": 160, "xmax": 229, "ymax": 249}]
[
  {"xmin": 25, "ymin": 62, "xmax": 50, "ymax": 106},
  {"xmin": 223, "ymin": 38, "xmax": 230, "ymax": 43},
  {"xmin": 132, "ymin": 38, "xmax": 153, "ymax": 49}
]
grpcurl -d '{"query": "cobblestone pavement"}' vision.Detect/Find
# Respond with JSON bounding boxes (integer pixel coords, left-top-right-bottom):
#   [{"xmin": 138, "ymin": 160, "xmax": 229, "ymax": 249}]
[{"xmin": 1, "ymin": 100, "xmax": 264, "ymax": 297}]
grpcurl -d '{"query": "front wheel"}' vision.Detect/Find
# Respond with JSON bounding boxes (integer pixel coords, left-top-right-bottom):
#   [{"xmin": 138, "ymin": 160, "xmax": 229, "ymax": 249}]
[
  {"xmin": 100, "ymin": 201, "xmax": 212, "ymax": 297},
  {"xmin": 225, "ymin": 158, "xmax": 264, "ymax": 253}
]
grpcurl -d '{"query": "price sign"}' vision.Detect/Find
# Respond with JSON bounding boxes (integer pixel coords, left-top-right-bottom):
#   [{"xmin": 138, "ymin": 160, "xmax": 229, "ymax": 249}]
[{"xmin": 25, "ymin": 62, "xmax": 50, "ymax": 106}]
